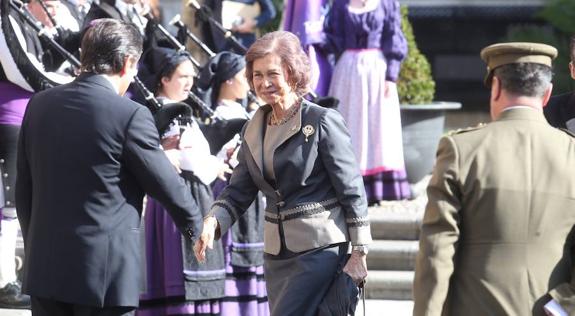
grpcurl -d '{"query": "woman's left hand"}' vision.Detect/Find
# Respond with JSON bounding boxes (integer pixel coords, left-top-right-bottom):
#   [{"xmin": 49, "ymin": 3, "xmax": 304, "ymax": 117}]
[
  {"xmin": 343, "ymin": 250, "xmax": 368, "ymax": 285},
  {"xmin": 384, "ymin": 80, "xmax": 396, "ymax": 99}
]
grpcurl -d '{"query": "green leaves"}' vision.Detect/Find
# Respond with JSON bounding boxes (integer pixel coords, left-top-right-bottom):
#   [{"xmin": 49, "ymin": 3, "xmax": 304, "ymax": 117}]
[{"xmin": 397, "ymin": 6, "xmax": 435, "ymax": 105}]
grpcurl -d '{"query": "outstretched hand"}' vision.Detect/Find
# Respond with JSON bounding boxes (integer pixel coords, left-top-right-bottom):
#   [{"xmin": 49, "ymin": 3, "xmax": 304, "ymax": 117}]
[{"xmin": 194, "ymin": 216, "xmax": 218, "ymax": 262}]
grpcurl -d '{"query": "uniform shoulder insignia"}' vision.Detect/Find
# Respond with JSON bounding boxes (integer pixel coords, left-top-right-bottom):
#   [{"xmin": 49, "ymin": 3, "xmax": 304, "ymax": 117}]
[
  {"xmin": 559, "ymin": 128, "xmax": 575, "ymax": 137},
  {"xmin": 446, "ymin": 122, "xmax": 486, "ymax": 136}
]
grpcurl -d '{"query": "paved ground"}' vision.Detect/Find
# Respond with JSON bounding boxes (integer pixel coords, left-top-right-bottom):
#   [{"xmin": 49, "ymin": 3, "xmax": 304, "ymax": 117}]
[
  {"xmin": 0, "ymin": 309, "xmax": 29, "ymax": 315},
  {"xmin": 0, "ymin": 300, "xmax": 414, "ymax": 315}
]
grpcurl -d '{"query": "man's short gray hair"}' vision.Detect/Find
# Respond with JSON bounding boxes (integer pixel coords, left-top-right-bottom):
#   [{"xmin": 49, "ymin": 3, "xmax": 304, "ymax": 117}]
[{"xmin": 493, "ymin": 63, "xmax": 552, "ymax": 98}]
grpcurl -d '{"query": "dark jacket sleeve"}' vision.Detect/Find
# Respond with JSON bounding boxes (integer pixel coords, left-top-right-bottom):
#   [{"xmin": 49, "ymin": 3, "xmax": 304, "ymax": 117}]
[
  {"xmin": 544, "ymin": 93, "xmax": 574, "ymax": 129},
  {"xmin": 123, "ymin": 106, "xmax": 203, "ymax": 240},
  {"xmin": 15, "ymin": 98, "xmax": 33, "ymax": 244},
  {"xmin": 318, "ymin": 109, "xmax": 371, "ymax": 246},
  {"xmin": 208, "ymin": 141, "xmax": 260, "ymax": 239}
]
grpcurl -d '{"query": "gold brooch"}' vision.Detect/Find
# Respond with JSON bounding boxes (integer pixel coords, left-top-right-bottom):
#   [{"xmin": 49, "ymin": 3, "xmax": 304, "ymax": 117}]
[{"xmin": 302, "ymin": 125, "xmax": 315, "ymax": 142}]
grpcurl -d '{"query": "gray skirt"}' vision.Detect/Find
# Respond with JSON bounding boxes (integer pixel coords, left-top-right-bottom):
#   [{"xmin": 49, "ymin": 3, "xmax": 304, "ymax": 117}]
[{"xmin": 264, "ymin": 242, "xmax": 349, "ymax": 316}]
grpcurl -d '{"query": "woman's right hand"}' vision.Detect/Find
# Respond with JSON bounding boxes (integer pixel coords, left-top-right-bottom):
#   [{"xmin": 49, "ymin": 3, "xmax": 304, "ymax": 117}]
[{"xmin": 194, "ymin": 216, "xmax": 218, "ymax": 262}]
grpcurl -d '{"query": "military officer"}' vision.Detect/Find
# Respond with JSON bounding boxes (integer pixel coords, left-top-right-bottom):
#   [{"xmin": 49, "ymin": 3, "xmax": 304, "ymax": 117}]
[{"xmin": 413, "ymin": 42, "xmax": 575, "ymax": 316}]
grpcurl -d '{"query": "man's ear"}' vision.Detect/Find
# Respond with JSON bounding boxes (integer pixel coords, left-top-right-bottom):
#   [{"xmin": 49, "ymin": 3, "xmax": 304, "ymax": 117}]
[
  {"xmin": 491, "ymin": 76, "xmax": 502, "ymax": 101},
  {"xmin": 542, "ymin": 83, "xmax": 553, "ymax": 107},
  {"xmin": 161, "ymin": 76, "xmax": 170, "ymax": 86},
  {"xmin": 569, "ymin": 62, "xmax": 575, "ymax": 80},
  {"xmin": 120, "ymin": 56, "xmax": 137, "ymax": 76}
]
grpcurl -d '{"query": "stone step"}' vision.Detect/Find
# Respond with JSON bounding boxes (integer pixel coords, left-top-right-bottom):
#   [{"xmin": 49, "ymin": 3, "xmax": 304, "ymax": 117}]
[
  {"xmin": 367, "ymin": 240, "xmax": 418, "ymax": 271},
  {"xmin": 369, "ymin": 210, "xmax": 423, "ymax": 240},
  {"xmin": 365, "ymin": 270, "xmax": 414, "ymax": 300}
]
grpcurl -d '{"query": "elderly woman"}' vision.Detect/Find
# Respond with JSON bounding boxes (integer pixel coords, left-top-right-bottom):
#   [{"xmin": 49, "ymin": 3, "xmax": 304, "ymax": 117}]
[{"xmin": 195, "ymin": 31, "xmax": 372, "ymax": 315}]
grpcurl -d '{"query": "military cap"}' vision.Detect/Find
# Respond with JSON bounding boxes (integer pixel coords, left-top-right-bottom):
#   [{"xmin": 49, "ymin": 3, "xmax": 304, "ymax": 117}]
[{"xmin": 480, "ymin": 42, "xmax": 557, "ymax": 86}]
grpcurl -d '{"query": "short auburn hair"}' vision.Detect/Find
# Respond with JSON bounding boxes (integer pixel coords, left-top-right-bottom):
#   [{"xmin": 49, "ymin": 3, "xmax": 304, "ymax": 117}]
[{"xmin": 245, "ymin": 31, "xmax": 311, "ymax": 97}]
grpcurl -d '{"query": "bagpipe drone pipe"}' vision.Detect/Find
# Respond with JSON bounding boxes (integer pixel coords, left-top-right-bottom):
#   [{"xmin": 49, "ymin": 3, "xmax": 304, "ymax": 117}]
[{"xmin": 1, "ymin": 0, "xmax": 77, "ymax": 91}]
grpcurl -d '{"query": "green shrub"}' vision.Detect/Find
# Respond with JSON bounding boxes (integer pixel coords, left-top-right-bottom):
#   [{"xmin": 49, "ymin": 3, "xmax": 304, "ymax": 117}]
[
  {"xmin": 397, "ymin": 6, "xmax": 435, "ymax": 105},
  {"xmin": 506, "ymin": 0, "xmax": 575, "ymax": 94},
  {"xmin": 539, "ymin": 0, "xmax": 575, "ymax": 34}
]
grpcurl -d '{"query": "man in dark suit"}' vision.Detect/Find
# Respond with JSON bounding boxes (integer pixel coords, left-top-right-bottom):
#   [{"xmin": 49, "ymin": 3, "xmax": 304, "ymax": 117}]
[
  {"xmin": 15, "ymin": 19, "xmax": 203, "ymax": 316},
  {"xmin": 544, "ymin": 35, "xmax": 575, "ymax": 131}
]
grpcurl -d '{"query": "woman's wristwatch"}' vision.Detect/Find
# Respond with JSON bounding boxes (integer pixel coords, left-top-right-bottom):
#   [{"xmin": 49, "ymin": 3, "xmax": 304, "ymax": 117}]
[{"xmin": 352, "ymin": 245, "xmax": 369, "ymax": 255}]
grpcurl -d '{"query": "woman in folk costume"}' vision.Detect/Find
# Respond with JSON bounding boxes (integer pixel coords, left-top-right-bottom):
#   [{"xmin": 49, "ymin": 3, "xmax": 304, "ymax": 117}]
[
  {"xmin": 323, "ymin": 0, "xmax": 410, "ymax": 203},
  {"xmin": 282, "ymin": 0, "xmax": 333, "ymax": 96},
  {"xmin": 137, "ymin": 47, "xmax": 231, "ymax": 316},
  {"xmin": 198, "ymin": 51, "xmax": 268, "ymax": 315}
]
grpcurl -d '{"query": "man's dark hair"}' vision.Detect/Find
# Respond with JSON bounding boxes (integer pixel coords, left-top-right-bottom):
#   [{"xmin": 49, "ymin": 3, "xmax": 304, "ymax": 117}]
[
  {"xmin": 570, "ymin": 35, "xmax": 575, "ymax": 63},
  {"xmin": 493, "ymin": 63, "xmax": 552, "ymax": 98},
  {"xmin": 80, "ymin": 19, "xmax": 143, "ymax": 75}
]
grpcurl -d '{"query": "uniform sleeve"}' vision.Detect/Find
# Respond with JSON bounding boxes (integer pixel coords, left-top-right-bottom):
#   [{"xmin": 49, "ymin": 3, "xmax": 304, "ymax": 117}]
[
  {"xmin": 123, "ymin": 107, "xmax": 203, "ymax": 240},
  {"xmin": 413, "ymin": 136, "xmax": 462, "ymax": 316},
  {"xmin": 318, "ymin": 109, "xmax": 371, "ymax": 246},
  {"xmin": 208, "ymin": 141, "xmax": 260, "ymax": 239},
  {"xmin": 381, "ymin": 0, "xmax": 407, "ymax": 82}
]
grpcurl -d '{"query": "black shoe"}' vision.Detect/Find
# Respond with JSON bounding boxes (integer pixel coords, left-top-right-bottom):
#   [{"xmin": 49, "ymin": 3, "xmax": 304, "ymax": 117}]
[{"xmin": 0, "ymin": 282, "xmax": 31, "ymax": 309}]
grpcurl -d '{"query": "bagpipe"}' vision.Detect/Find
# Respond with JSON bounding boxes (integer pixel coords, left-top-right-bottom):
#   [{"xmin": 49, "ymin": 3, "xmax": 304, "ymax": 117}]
[
  {"xmin": 3, "ymin": 0, "xmax": 246, "ymax": 155},
  {"xmin": 141, "ymin": 14, "xmax": 249, "ymax": 155},
  {"xmin": 186, "ymin": 0, "xmax": 248, "ymax": 54},
  {"xmin": 1, "ymin": 0, "xmax": 75, "ymax": 91}
]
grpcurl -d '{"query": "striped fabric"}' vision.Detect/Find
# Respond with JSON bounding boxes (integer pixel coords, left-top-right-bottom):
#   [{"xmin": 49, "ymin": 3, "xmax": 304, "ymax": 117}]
[
  {"xmin": 363, "ymin": 170, "xmax": 411, "ymax": 204},
  {"xmin": 137, "ymin": 200, "xmax": 268, "ymax": 316}
]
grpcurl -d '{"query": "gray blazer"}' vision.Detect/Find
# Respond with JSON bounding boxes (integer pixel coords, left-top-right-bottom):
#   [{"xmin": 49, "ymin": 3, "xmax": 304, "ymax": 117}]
[{"xmin": 209, "ymin": 100, "xmax": 371, "ymax": 255}]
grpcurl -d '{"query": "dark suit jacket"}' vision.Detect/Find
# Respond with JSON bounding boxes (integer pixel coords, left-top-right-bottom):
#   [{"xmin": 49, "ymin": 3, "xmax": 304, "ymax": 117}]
[
  {"xmin": 543, "ymin": 91, "xmax": 575, "ymax": 129},
  {"xmin": 15, "ymin": 73, "xmax": 203, "ymax": 307}
]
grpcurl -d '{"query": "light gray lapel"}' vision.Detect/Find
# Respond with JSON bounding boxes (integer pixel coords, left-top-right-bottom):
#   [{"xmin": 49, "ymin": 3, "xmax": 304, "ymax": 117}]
[
  {"xmin": 243, "ymin": 103, "xmax": 303, "ymax": 174},
  {"xmin": 243, "ymin": 105, "xmax": 270, "ymax": 175}
]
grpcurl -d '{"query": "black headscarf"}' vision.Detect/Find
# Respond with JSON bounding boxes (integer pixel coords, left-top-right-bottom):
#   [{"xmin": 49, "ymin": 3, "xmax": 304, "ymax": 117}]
[
  {"xmin": 196, "ymin": 51, "xmax": 245, "ymax": 108},
  {"xmin": 140, "ymin": 46, "xmax": 192, "ymax": 94}
]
